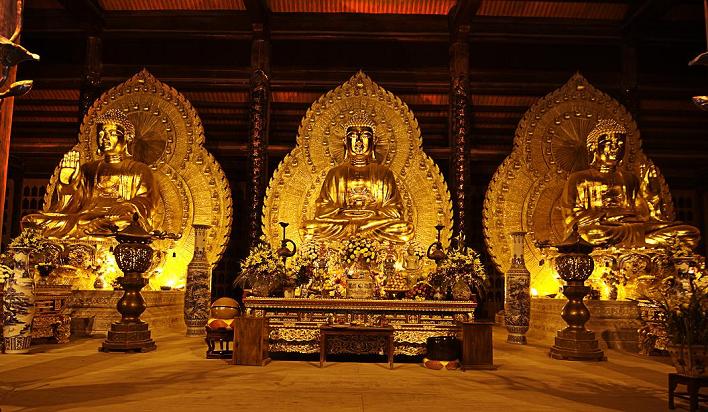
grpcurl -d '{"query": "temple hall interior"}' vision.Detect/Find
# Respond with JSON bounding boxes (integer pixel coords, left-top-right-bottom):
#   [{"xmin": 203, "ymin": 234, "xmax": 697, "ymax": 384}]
[{"xmin": 0, "ymin": 0, "xmax": 707, "ymax": 411}]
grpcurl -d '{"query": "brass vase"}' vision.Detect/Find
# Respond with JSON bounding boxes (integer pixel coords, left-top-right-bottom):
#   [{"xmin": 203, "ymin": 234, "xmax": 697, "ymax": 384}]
[
  {"xmin": 504, "ymin": 232, "xmax": 530, "ymax": 345},
  {"xmin": 184, "ymin": 224, "xmax": 212, "ymax": 337}
]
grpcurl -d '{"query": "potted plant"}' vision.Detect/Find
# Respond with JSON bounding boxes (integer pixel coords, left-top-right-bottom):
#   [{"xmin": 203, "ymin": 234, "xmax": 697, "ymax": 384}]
[{"xmin": 639, "ymin": 242, "xmax": 707, "ymax": 376}]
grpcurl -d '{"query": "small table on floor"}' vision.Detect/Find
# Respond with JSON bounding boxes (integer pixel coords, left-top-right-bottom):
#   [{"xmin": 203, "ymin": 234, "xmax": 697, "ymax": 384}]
[
  {"xmin": 319, "ymin": 325, "xmax": 395, "ymax": 369},
  {"xmin": 668, "ymin": 373, "xmax": 708, "ymax": 412}
]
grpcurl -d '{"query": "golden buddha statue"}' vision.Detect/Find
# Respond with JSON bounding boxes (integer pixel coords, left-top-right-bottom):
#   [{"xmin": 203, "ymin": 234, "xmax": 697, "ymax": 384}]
[
  {"xmin": 561, "ymin": 119, "xmax": 700, "ymax": 248},
  {"xmin": 302, "ymin": 115, "xmax": 414, "ymax": 243},
  {"xmin": 23, "ymin": 109, "xmax": 159, "ymax": 238}
]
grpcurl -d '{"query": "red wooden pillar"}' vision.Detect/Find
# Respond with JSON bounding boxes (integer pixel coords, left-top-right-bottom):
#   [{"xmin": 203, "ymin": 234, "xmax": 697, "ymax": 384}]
[
  {"xmin": 449, "ymin": 24, "xmax": 472, "ymax": 242},
  {"xmin": 78, "ymin": 33, "xmax": 102, "ymax": 123},
  {"xmin": 0, "ymin": 1, "xmax": 20, "ymax": 243},
  {"xmin": 247, "ymin": 21, "xmax": 271, "ymax": 247}
]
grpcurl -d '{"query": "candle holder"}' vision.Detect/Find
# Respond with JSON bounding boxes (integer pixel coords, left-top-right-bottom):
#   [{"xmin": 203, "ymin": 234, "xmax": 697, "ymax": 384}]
[
  {"xmin": 94, "ymin": 214, "xmax": 179, "ymax": 352},
  {"xmin": 546, "ymin": 225, "xmax": 606, "ymax": 361},
  {"xmin": 276, "ymin": 222, "xmax": 297, "ymax": 266},
  {"xmin": 427, "ymin": 224, "xmax": 447, "ymax": 266}
]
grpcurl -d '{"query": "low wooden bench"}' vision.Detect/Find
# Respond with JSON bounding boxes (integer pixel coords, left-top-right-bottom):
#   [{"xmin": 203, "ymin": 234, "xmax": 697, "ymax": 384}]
[{"xmin": 319, "ymin": 325, "xmax": 395, "ymax": 369}]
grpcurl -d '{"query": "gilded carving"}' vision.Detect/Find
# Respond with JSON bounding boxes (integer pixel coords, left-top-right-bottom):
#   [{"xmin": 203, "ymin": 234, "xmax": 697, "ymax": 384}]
[
  {"xmin": 263, "ymin": 71, "xmax": 453, "ymax": 256},
  {"xmin": 39, "ymin": 70, "xmax": 232, "ymax": 287},
  {"xmin": 483, "ymin": 73, "xmax": 687, "ymax": 294}
]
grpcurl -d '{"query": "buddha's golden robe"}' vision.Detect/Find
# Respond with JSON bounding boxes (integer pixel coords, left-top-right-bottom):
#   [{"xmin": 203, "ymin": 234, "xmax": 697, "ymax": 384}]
[
  {"xmin": 303, "ymin": 163, "xmax": 413, "ymax": 243},
  {"xmin": 23, "ymin": 159, "xmax": 159, "ymax": 238},
  {"xmin": 561, "ymin": 168, "xmax": 700, "ymax": 248}
]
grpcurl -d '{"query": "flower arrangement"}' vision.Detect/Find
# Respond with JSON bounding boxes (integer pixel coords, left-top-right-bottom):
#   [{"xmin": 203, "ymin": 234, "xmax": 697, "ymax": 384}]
[
  {"xmin": 429, "ymin": 244, "xmax": 488, "ymax": 299},
  {"xmin": 287, "ymin": 246, "xmax": 317, "ymax": 288},
  {"xmin": 640, "ymin": 257, "xmax": 707, "ymax": 346},
  {"xmin": 234, "ymin": 239, "xmax": 287, "ymax": 295},
  {"xmin": 638, "ymin": 240, "xmax": 708, "ymax": 374},
  {"xmin": 341, "ymin": 236, "xmax": 379, "ymax": 267}
]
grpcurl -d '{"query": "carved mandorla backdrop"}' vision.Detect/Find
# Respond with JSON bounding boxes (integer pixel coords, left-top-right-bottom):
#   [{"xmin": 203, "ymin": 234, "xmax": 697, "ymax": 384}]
[
  {"xmin": 262, "ymin": 71, "xmax": 453, "ymax": 256},
  {"xmin": 43, "ymin": 70, "xmax": 232, "ymax": 288}
]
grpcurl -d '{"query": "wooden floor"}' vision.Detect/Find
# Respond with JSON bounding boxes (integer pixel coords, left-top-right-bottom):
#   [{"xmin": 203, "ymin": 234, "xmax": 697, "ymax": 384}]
[{"xmin": 0, "ymin": 326, "xmax": 682, "ymax": 411}]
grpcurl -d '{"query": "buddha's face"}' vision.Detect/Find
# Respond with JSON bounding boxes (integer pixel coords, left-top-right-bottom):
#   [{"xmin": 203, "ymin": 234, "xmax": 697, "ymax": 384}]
[
  {"xmin": 98, "ymin": 123, "xmax": 127, "ymax": 155},
  {"xmin": 592, "ymin": 132, "xmax": 625, "ymax": 168},
  {"xmin": 345, "ymin": 126, "xmax": 374, "ymax": 157}
]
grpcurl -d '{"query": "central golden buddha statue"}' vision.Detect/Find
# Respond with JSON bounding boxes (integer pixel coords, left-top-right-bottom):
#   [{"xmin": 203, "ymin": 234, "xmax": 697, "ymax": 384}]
[
  {"xmin": 561, "ymin": 119, "xmax": 700, "ymax": 248},
  {"xmin": 23, "ymin": 109, "xmax": 159, "ymax": 238},
  {"xmin": 302, "ymin": 115, "xmax": 414, "ymax": 243}
]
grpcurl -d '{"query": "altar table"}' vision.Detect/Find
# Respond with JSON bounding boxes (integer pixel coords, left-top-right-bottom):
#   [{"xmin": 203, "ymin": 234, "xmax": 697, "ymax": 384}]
[
  {"xmin": 244, "ymin": 297, "xmax": 476, "ymax": 355},
  {"xmin": 320, "ymin": 325, "xmax": 395, "ymax": 369}
]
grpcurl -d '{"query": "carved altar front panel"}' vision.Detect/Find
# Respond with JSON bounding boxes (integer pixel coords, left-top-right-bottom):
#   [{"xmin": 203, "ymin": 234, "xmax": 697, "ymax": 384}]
[{"xmin": 244, "ymin": 297, "xmax": 476, "ymax": 356}]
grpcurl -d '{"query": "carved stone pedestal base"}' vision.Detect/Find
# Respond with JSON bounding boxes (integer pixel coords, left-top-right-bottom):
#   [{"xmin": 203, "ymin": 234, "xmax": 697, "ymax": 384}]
[
  {"xmin": 506, "ymin": 326, "xmax": 527, "ymax": 345},
  {"xmin": 100, "ymin": 321, "xmax": 156, "ymax": 353},
  {"xmin": 549, "ymin": 328, "xmax": 606, "ymax": 361}
]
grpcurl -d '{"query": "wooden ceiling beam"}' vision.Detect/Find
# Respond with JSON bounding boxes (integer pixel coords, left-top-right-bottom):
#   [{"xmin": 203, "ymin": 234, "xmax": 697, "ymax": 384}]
[
  {"xmin": 243, "ymin": 0, "xmax": 270, "ymax": 27},
  {"xmin": 622, "ymin": 0, "xmax": 673, "ymax": 33},
  {"xmin": 56, "ymin": 0, "xmax": 105, "ymax": 33},
  {"xmin": 449, "ymin": 0, "xmax": 482, "ymax": 30},
  {"xmin": 24, "ymin": 8, "xmax": 702, "ymax": 45}
]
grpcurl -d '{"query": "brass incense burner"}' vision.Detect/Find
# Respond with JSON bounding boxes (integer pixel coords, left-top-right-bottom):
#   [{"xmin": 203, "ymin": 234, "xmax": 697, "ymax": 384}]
[
  {"xmin": 545, "ymin": 225, "xmax": 606, "ymax": 361},
  {"xmin": 95, "ymin": 214, "xmax": 179, "ymax": 353}
]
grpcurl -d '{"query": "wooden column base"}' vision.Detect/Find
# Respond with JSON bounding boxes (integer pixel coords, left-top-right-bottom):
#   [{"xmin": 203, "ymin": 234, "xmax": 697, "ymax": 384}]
[
  {"xmin": 100, "ymin": 321, "xmax": 156, "ymax": 353},
  {"xmin": 549, "ymin": 328, "xmax": 606, "ymax": 361}
]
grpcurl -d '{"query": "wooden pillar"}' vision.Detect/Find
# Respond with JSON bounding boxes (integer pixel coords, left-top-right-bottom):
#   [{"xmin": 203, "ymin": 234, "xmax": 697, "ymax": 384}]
[
  {"xmin": 78, "ymin": 33, "xmax": 102, "ymax": 123},
  {"xmin": 449, "ymin": 24, "xmax": 471, "ymax": 242},
  {"xmin": 247, "ymin": 23, "xmax": 271, "ymax": 247},
  {"xmin": 0, "ymin": 68, "xmax": 16, "ymax": 244},
  {"xmin": 621, "ymin": 41, "xmax": 639, "ymax": 119},
  {"xmin": 0, "ymin": 0, "xmax": 20, "ymax": 243}
]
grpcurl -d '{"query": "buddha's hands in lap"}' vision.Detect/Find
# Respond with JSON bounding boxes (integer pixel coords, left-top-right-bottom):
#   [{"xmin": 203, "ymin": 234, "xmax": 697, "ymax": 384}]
[
  {"xmin": 342, "ymin": 209, "xmax": 375, "ymax": 220},
  {"xmin": 59, "ymin": 151, "xmax": 81, "ymax": 185}
]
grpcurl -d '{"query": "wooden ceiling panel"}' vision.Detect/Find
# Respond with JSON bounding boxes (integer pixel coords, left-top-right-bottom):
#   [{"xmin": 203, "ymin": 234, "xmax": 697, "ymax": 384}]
[
  {"xmin": 15, "ymin": 89, "xmax": 80, "ymax": 101},
  {"xmin": 268, "ymin": 0, "xmax": 456, "ymax": 15},
  {"xmin": 13, "ymin": 116, "xmax": 76, "ymax": 124},
  {"xmin": 26, "ymin": 0, "xmax": 63, "ymax": 9},
  {"xmin": 99, "ymin": 0, "xmax": 246, "ymax": 11},
  {"xmin": 471, "ymin": 94, "xmax": 539, "ymax": 107},
  {"xmin": 477, "ymin": 1, "xmax": 629, "ymax": 20},
  {"xmin": 183, "ymin": 91, "xmax": 249, "ymax": 104}
]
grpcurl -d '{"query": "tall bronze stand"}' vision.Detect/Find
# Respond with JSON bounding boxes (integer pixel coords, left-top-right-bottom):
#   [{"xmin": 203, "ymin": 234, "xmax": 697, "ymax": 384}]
[
  {"xmin": 97, "ymin": 214, "xmax": 178, "ymax": 353},
  {"xmin": 101, "ymin": 266, "xmax": 156, "ymax": 353},
  {"xmin": 548, "ymin": 226, "xmax": 606, "ymax": 361}
]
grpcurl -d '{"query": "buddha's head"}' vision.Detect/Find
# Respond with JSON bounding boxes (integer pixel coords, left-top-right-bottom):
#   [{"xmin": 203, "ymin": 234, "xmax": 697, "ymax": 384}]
[
  {"xmin": 95, "ymin": 109, "xmax": 136, "ymax": 159},
  {"xmin": 343, "ymin": 114, "xmax": 376, "ymax": 165},
  {"xmin": 586, "ymin": 119, "xmax": 627, "ymax": 171}
]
